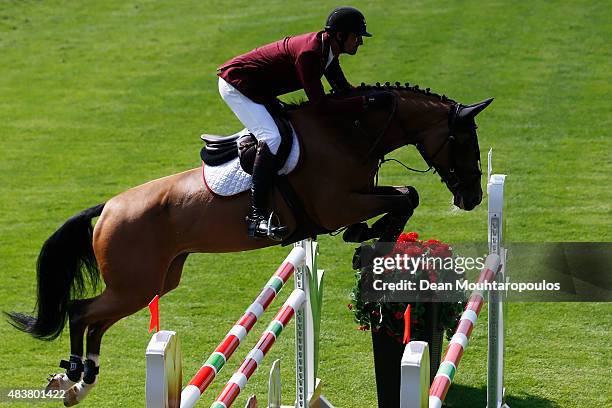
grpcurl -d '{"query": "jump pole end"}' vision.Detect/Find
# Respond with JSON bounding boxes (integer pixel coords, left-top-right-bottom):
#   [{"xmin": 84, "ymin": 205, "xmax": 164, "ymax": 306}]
[{"xmin": 286, "ymin": 247, "xmax": 306, "ymax": 268}]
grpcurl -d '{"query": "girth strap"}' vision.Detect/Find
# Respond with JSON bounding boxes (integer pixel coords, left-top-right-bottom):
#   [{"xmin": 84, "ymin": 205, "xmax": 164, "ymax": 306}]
[{"xmin": 276, "ymin": 175, "xmax": 332, "ymax": 246}]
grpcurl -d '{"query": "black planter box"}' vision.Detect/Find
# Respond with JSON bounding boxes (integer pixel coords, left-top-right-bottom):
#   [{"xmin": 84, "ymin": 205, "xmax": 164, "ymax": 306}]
[{"xmin": 371, "ymin": 303, "xmax": 444, "ymax": 408}]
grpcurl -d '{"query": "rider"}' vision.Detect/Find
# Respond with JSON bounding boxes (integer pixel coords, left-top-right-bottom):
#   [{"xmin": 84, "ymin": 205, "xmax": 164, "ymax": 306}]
[{"xmin": 217, "ymin": 6, "xmax": 393, "ymax": 240}]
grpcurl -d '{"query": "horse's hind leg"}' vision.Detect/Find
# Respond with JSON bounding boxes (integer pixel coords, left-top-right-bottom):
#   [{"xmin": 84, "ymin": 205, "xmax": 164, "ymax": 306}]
[
  {"xmin": 45, "ymin": 299, "xmax": 94, "ymax": 393},
  {"xmin": 60, "ymin": 288, "xmax": 150, "ymax": 406},
  {"xmin": 61, "ymin": 252, "xmax": 187, "ymax": 406},
  {"xmin": 62, "ymin": 317, "xmax": 118, "ymax": 407}
]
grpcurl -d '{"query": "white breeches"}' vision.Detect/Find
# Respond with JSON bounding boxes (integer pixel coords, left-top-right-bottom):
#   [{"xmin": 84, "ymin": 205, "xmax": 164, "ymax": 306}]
[{"xmin": 218, "ymin": 77, "xmax": 281, "ymax": 154}]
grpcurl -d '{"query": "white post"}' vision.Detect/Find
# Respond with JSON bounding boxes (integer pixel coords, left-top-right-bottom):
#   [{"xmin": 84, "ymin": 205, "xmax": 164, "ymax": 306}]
[
  {"xmin": 487, "ymin": 149, "xmax": 509, "ymax": 408},
  {"xmin": 267, "ymin": 360, "xmax": 282, "ymax": 408},
  {"xmin": 292, "ymin": 239, "xmax": 334, "ymax": 408},
  {"xmin": 400, "ymin": 341, "xmax": 430, "ymax": 408},
  {"xmin": 146, "ymin": 330, "xmax": 182, "ymax": 408},
  {"xmin": 293, "ymin": 239, "xmax": 311, "ymax": 408}
]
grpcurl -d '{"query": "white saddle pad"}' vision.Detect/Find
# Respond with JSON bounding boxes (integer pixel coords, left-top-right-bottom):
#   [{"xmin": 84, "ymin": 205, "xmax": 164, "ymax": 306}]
[{"xmin": 203, "ymin": 128, "xmax": 300, "ymax": 196}]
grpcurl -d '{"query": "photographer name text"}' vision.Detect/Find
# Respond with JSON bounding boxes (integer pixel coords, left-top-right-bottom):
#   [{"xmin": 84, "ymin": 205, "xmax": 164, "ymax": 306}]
[{"xmin": 372, "ymin": 279, "xmax": 561, "ymax": 293}]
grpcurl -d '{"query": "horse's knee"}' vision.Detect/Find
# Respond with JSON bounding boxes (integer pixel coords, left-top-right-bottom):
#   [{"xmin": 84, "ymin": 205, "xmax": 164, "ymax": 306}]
[{"xmin": 388, "ymin": 186, "xmax": 419, "ymax": 214}]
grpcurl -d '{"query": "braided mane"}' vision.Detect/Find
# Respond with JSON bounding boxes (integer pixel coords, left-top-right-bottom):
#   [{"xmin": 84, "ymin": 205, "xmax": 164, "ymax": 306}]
[
  {"xmin": 348, "ymin": 81, "xmax": 457, "ymax": 104},
  {"xmin": 285, "ymin": 81, "xmax": 457, "ymax": 109}
]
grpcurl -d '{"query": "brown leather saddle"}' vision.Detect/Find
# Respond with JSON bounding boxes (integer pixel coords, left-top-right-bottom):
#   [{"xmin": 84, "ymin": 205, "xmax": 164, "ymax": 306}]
[{"xmin": 200, "ymin": 101, "xmax": 293, "ymax": 173}]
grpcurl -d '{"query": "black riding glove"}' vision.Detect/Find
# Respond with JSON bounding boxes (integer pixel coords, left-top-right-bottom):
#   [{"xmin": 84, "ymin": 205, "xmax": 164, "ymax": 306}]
[{"xmin": 365, "ymin": 91, "xmax": 394, "ymax": 110}]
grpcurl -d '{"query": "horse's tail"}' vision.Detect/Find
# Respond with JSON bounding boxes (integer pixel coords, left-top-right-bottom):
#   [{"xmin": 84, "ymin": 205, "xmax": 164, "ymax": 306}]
[{"xmin": 5, "ymin": 203, "xmax": 105, "ymax": 340}]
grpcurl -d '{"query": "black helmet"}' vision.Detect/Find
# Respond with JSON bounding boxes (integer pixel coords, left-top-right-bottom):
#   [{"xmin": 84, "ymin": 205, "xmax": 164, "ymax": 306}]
[{"xmin": 325, "ymin": 6, "xmax": 372, "ymax": 37}]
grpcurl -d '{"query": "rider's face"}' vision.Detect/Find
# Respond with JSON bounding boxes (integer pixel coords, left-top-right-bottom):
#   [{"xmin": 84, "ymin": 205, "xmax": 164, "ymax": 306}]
[{"xmin": 343, "ymin": 33, "xmax": 363, "ymax": 55}]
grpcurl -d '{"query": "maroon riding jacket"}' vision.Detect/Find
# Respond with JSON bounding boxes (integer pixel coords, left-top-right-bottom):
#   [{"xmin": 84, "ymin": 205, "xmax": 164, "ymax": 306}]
[{"xmin": 218, "ymin": 31, "xmax": 365, "ymax": 114}]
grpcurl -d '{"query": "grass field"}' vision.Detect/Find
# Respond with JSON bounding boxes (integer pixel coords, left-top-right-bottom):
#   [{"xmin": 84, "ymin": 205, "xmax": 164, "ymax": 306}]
[{"xmin": 0, "ymin": 1, "xmax": 610, "ymax": 407}]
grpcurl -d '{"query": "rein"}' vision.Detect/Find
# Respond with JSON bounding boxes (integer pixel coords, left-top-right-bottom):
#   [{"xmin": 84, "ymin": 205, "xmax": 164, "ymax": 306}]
[{"xmin": 364, "ymin": 95, "xmax": 398, "ymax": 159}]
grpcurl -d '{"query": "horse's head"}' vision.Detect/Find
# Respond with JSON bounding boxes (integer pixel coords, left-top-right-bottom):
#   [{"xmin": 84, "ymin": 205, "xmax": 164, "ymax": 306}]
[
  {"xmin": 387, "ymin": 87, "xmax": 493, "ymax": 211},
  {"xmin": 422, "ymin": 99, "xmax": 492, "ymax": 210},
  {"xmin": 319, "ymin": 84, "xmax": 492, "ymax": 210}
]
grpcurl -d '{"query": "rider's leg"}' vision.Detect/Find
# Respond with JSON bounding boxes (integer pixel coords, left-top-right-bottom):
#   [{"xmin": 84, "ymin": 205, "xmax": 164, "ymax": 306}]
[
  {"xmin": 218, "ymin": 77, "xmax": 287, "ymax": 239},
  {"xmin": 247, "ymin": 140, "xmax": 288, "ymax": 239},
  {"xmin": 218, "ymin": 77, "xmax": 281, "ymax": 153}
]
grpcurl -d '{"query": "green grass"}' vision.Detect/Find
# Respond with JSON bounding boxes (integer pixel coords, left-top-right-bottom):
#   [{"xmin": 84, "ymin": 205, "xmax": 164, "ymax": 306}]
[{"xmin": 0, "ymin": 1, "xmax": 610, "ymax": 407}]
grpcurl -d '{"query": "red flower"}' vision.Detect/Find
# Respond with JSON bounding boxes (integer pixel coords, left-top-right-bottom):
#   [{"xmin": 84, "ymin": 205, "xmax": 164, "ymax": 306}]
[
  {"xmin": 397, "ymin": 232, "xmax": 419, "ymax": 243},
  {"xmin": 405, "ymin": 246, "xmax": 424, "ymax": 258},
  {"xmin": 430, "ymin": 243, "xmax": 452, "ymax": 258},
  {"xmin": 394, "ymin": 241, "xmax": 424, "ymax": 260}
]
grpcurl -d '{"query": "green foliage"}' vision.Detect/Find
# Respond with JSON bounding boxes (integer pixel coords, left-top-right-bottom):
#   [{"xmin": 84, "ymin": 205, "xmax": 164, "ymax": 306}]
[{"xmin": 0, "ymin": 1, "xmax": 610, "ymax": 408}]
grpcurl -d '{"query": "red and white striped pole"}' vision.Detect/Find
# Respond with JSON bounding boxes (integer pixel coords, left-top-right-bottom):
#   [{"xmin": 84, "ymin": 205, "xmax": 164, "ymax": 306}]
[
  {"xmin": 180, "ymin": 248, "xmax": 305, "ymax": 408},
  {"xmin": 210, "ymin": 289, "xmax": 306, "ymax": 408},
  {"xmin": 429, "ymin": 254, "xmax": 501, "ymax": 408}
]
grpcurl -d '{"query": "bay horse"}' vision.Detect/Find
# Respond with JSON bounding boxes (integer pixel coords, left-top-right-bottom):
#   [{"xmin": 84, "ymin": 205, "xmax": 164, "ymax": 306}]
[{"xmin": 7, "ymin": 83, "xmax": 491, "ymax": 406}]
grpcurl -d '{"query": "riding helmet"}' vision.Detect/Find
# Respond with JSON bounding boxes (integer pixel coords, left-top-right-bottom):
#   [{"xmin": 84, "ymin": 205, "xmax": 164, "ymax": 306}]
[{"xmin": 324, "ymin": 6, "xmax": 372, "ymax": 37}]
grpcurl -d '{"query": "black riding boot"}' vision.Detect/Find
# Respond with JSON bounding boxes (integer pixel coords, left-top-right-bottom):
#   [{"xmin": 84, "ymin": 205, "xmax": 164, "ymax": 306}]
[{"xmin": 246, "ymin": 141, "xmax": 288, "ymax": 240}]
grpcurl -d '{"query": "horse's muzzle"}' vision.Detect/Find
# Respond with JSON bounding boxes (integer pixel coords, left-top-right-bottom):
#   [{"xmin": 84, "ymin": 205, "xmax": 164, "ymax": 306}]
[{"xmin": 454, "ymin": 185, "xmax": 483, "ymax": 211}]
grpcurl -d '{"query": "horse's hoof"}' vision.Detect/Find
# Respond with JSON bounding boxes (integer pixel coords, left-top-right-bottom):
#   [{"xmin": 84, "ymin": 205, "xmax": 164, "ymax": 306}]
[
  {"xmin": 63, "ymin": 381, "xmax": 95, "ymax": 407},
  {"xmin": 63, "ymin": 386, "xmax": 80, "ymax": 407},
  {"xmin": 46, "ymin": 373, "xmax": 75, "ymax": 392}
]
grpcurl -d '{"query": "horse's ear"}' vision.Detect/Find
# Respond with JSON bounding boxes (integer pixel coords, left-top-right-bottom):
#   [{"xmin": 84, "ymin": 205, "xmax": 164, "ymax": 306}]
[{"xmin": 458, "ymin": 98, "xmax": 494, "ymax": 121}]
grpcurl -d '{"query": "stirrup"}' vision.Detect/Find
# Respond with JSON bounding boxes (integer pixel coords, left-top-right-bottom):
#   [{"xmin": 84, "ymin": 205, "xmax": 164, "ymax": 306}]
[
  {"xmin": 265, "ymin": 212, "xmax": 288, "ymax": 241},
  {"xmin": 246, "ymin": 212, "xmax": 288, "ymax": 241}
]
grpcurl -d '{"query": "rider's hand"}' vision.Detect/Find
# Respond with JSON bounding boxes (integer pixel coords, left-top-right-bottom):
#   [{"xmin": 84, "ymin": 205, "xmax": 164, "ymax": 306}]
[{"xmin": 365, "ymin": 91, "xmax": 394, "ymax": 110}]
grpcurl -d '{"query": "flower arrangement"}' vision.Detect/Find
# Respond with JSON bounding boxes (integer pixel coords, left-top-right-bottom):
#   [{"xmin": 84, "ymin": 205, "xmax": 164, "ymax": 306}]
[{"xmin": 349, "ymin": 232, "xmax": 466, "ymax": 343}]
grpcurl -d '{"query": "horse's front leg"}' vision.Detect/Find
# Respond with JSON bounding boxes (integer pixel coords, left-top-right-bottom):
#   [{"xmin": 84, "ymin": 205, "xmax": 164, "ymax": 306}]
[
  {"xmin": 341, "ymin": 186, "xmax": 419, "ymax": 243},
  {"xmin": 319, "ymin": 185, "xmax": 418, "ymax": 237}
]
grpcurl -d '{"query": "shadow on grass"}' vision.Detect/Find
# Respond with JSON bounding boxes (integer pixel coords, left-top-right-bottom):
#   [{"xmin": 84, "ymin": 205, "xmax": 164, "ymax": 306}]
[{"xmin": 445, "ymin": 384, "xmax": 559, "ymax": 408}]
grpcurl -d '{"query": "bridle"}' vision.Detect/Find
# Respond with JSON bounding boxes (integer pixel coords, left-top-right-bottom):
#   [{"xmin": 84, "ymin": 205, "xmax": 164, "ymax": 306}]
[
  {"xmin": 414, "ymin": 103, "xmax": 482, "ymax": 191},
  {"xmin": 363, "ymin": 93, "xmax": 482, "ymax": 191}
]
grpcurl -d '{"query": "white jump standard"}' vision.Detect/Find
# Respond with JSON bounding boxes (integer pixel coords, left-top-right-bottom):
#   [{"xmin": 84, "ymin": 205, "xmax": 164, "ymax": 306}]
[
  {"xmin": 400, "ymin": 150, "xmax": 510, "ymax": 408},
  {"xmin": 486, "ymin": 149, "xmax": 509, "ymax": 408}
]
